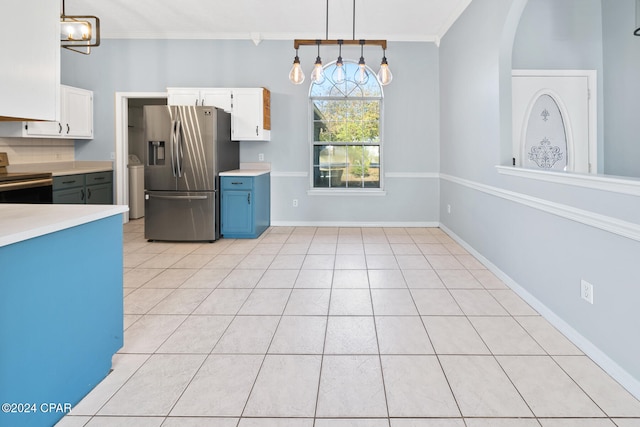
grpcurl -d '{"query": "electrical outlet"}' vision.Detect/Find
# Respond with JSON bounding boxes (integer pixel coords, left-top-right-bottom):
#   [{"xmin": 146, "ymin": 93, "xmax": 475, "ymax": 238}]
[
  {"xmin": 258, "ymin": 153, "xmax": 264, "ymax": 161},
  {"xmin": 581, "ymin": 279, "xmax": 594, "ymax": 304},
  {"xmin": 447, "ymin": 204, "xmax": 451, "ymax": 214},
  {"xmin": 292, "ymin": 199, "xmax": 298, "ymax": 207}
]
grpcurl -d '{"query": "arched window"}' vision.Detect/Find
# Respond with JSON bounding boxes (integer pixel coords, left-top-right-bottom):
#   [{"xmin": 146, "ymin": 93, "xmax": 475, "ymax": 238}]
[{"xmin": 310, "ymin": 60, "xmax": 383, "ymax": 189}]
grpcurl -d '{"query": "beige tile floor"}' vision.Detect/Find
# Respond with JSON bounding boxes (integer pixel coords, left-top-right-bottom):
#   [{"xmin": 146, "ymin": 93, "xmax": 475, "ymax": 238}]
[{"xmin": 56, "ymin": 221, "xmax": 640, "ymax": 427}]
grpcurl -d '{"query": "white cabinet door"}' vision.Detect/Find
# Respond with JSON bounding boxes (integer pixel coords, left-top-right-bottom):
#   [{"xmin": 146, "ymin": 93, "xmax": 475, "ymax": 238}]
[
  {"xmin": 201, "ymin": 89, "xmax": 232, "ymax": 112},
  {"xmin": 231, "ymin": 88, "xmax": 270, "ymax": 141},
  {"xmin": 64, "ymin": 86, "xmax": 93, "ymax": 138},
  {"xmin": 26, "ymin": 119, "xmax": 63, "ymax": 137},
  {"xmin": 167, "ymin": 88, "xmax": 201, "ymax": 106},
  {"xmin": 512, "ymin": 71, "xmax": 594, "ymax": 174}
]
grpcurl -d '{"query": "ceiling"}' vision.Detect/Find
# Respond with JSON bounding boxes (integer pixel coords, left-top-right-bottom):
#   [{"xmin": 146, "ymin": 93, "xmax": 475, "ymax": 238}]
[{"xmin": 64, "ymin": 0, "xmax": 472, "ymax": 44}]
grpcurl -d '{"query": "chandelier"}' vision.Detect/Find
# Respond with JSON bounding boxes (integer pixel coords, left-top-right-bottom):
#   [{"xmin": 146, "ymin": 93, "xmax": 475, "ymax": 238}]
[
  {"xmin": 60, "ymin": 0, "xmax": 101, "ymax": 55},
  {"xmin": 289, "ymin": 0, "xmax": 393, "ymax": 86}
]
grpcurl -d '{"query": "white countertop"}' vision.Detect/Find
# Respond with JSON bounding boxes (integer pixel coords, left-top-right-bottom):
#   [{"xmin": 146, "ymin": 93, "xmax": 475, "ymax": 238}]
[
  {"xmin": 219, "ymin": 169, "xmax": 270, "ymax": 177},
  {"xmin": 7, "ymin": 161, "xmax": 113, "ymax": 176},
  {"xmin": 0, "ymin": 204, "xmax": 128, "ymax": 247}
]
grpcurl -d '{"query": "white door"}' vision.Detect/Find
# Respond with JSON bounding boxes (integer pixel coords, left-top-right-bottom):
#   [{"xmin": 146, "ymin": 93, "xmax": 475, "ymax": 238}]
[{"xmin": 512, "ymin": 70, "xmax": 596, "ymax": 173}]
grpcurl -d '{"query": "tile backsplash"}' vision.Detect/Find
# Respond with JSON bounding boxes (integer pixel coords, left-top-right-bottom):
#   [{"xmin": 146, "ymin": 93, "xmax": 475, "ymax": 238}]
[{"xmin": 0, "ymin": 137, "xmax": 74, "ymax": 164}]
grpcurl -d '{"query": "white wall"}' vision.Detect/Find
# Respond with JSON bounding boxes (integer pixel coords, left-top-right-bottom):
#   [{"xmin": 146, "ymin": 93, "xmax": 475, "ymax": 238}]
[
  {"xmin": 61, "ymin": 39, "xmax": 440, "ymax": 226},
  {"xmin": 439, "ymin": 0, "xmax": 640, "ymax": 396}
]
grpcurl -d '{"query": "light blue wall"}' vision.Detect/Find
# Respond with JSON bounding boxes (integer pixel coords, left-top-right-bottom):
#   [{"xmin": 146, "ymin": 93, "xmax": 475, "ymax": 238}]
[
  {"xmin": 61, "ymin": 39, "xmax": 440, "ymax": 225},
  {"xmin": 602, "ymin": 0, "xmax": 640, "ymax": 178},
  {"xmin": 440, "ymin": 0, "xmax": 640, "ymax": 394},
  {"xmin": 511, "ymin": 0, "xmax": 605, "ymax": 173}
]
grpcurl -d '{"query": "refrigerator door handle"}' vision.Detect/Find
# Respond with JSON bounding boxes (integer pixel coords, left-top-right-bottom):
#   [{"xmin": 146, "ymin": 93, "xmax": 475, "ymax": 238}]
[
  {"xmin": 176, "ymin": 120, "xmax": 184, "ymax": 178},
  {"xmin": 147, "ymin": 194, "xmax": 209, "ymax": 201},
  {"xmin": 170, "ymin": 120, "xmax": 178, "ymax": 177}
]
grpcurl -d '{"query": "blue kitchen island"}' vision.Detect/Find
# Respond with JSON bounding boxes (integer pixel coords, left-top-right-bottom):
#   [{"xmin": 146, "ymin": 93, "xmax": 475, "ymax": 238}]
[{"xmin": 0, "ymin": 203, "xmax": 127, "ymax": 427}]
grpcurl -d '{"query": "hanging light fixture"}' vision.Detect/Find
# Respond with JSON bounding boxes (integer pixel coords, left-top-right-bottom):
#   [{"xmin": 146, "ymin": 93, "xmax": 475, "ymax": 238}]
[
  {"xmin": 289, "ymin": 48, "xmax": 305, "ymax": 84},
  {"xmin": 332, "ymin": 40, "xmax": 346, "ymax": 84},
  {"xmin": 60, "ymin": 0, "xmax": 100, "ymax": 55},
  {"xmin": 354, "ymin": 40, "xmax": 370, "ymax": 84},
  {"xmin": 290, "ymin": 0, "xmax": 393, "ymax": 86},
  {"xmin": 377, "ymin": 49, "xmax": 393, "ymax": 86},
  {"xmin": 310, "ymin": 40, "xmax": 325, "ymax": 84}
]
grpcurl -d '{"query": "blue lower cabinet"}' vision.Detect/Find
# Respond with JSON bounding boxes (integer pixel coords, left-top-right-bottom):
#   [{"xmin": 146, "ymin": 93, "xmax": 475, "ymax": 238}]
[
  {"xmin": 0, "ymin": 215, "xmax": 123, "ymax": 427},
  {"xmin": 221, "ymin": 173, "xmax": 270, "ymax": 238}
]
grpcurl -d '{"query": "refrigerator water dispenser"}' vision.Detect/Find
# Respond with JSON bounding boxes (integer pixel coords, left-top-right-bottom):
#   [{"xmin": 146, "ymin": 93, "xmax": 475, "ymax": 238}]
[{"xmin": 148, "ymin": 141, "xmax": 165, "ymax": 165}]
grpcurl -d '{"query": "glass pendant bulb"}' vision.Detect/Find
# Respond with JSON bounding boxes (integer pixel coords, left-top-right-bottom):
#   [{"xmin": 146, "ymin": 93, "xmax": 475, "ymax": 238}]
[
  {"xmin": 311, "ymin": 57, "xmax": 325, "ymax": 84},
  {"xmin": 289, "ymin": 50, "xmax": 305, "ymax": 85},
  {"xmin": 332, "ymin": 42, "xmax": 345, "ymax": 84},
  {"xmin": 310, "ymin": 42, "xmax": 325, "ymax": 84},
  {"xmin": 354, "ymin": 44, "xmax": 369, "ymax": 85},
  {"xmin": 377, "ymin": 52, "xmax": 393, "ymax": 86}
]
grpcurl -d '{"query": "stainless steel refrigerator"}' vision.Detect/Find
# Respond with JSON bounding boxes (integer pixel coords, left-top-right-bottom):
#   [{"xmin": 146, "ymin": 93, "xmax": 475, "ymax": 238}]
[{"xmin": 143, "ymin": 105, "xmax": 239, "ymax": 241}]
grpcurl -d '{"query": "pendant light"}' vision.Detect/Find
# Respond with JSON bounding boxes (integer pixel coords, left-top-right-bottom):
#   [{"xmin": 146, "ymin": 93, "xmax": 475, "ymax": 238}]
[
  {"xmin": 60, "ymin": 0, "xmax": 100, "ymax": 55},
  {"xmin": 332, "ymin": 41, "xmax": 346, "ymax": 84},
  {"xmin": 377, "ymin": 49, "xmax": 393, "ymax": 86},
  {"xmin": 289, "ymin": 48, "xmax": 305, "ymax": 85},
  {"xmin": 310, "ymin": 40, "xmax": 325, "ymax": 84},
  {"xmin": 290, "ymin": 0, "xmax": 393, "ymax": 86},
  {"xmin": 354, "ymin": 40, "xmax": 369, "ymax": 85}
]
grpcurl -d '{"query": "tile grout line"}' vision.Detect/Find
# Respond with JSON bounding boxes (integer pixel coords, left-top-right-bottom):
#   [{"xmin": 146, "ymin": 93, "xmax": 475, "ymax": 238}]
[{"xmin": 311, "ymin": 225, "xmax": 335, "ymax": 427}]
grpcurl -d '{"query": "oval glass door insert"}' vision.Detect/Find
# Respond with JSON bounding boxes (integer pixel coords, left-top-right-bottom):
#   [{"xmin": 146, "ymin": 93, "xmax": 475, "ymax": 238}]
[{"xmin": 523, "ymin": 94, "xmax": 568, "ymax": 171}]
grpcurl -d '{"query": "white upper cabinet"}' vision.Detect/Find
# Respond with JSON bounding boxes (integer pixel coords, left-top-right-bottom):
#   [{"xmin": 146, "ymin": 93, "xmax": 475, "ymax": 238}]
[
  {"xmin": 231, "ymin": 88, "xmax": 270, "ymax": 141},
  {"xmin": 167, "ymin": 88, "xmax": 232, "ymax": 111},
  {"xmin": 63, "ymin": 86, "xmax": 94, "ymax": 138},
  {"xmin": 0, "ymin": 1, "xmax": 59, "ymax": 121},
  {"xmin": 201, "ymin": 89, "xmax": 233, "ymax": 112},
  {"xmin": 0, "ymin": 85, "xmax": 94, "ymax": 139},
  {"xmin": 167, "ymin": 87, "xmax": 271, "ymax": 141}
]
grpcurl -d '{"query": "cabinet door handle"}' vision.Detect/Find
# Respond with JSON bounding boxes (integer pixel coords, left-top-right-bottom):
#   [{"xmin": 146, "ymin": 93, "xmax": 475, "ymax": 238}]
[
  {"xmin": 87, "ymin": 188, "xmax": 92, "ymax": 199},
  {"xmin": 93, "ymin": 177, "xmax": 105, "ymax": 181},
  {"xmin": 58, "ymin": 123, "xmax": 62, "ymax": 134},
  {"xmin": 247, "ymin": 193, "xmax": 251, "ymax": 204},
  {"xmin": 231, "ymin": 182, "xmax": 243, "ymax": 185},
  {"xmin": 66, "ymin": 124, "xmax": 70, "ymax": 134},
  {"xmin": 81, "ymin": 189, "xmax": 85, "ymax": 201},
  {"xmin": 195, "ymin": 99, "xmax": 198, "ymax": 106},
  {"xmin": 256, "ymin": 126, "xmax": 259, "ymax": 136}
]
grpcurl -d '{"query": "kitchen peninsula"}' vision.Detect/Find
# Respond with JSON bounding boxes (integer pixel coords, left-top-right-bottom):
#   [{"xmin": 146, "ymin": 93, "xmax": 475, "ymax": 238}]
[{"xmin": 0, "ymin": 203, "xmax": 127, "ymax": 427}]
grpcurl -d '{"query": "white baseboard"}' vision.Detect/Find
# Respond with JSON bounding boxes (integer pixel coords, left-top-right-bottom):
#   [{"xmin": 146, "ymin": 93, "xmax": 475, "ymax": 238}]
[
  {"xmin": 439, "ymin": 223, "xmax": 640, "ymax": 400},
  {"xmin": 270, "ymin": 221, "xmax": 440, "ymax": 228}
]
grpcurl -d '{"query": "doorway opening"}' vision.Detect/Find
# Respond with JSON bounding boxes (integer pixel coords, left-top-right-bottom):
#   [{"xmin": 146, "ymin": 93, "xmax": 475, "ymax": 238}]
[{"xmin": 114, "ymin": 92, "xmax": 167, "ymax": 223}]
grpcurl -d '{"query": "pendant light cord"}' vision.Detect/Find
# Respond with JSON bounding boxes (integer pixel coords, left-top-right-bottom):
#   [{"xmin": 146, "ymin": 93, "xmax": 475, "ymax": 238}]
[
  {"xmin": 326, "ymin": 0, "xmax": 329, "ymax": 40},
  {"xmin": 353, "ymin": 0, "xmax": 356, "ymax": 40}
]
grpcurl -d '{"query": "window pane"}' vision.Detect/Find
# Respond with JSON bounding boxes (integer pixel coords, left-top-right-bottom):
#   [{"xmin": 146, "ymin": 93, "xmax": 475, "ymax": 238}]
[
  {"xmin": 344, "ymin": 145, "xmax": 380, "ymax": 188},
  {"xmin": 314, "ymin": 145, "xmax": 347, "ymax": 188},
  {"xmin": 364, "ymin": 146, "xmax": 380, "ymax": 188}
]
